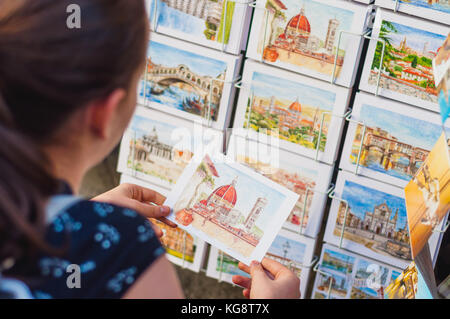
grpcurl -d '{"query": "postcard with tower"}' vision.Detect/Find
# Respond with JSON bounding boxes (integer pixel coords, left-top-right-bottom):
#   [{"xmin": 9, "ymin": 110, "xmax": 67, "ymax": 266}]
[
  {"xmin": 375, "ymin": 0, "xmax": 450, "ymax": 26},
  {"xmin": 206, "ymin": 229, "xmax": 316, "ymax": 298},
  {"xmin": 138, "ymin": 33, "xmax": 241, "ymax": 131},
  {"xmin": 227, "ymin": 134, "xmax": 334, "ymax": 238},
  {"xmin": 233, "ymin": 60, "xmax": 351, "ymax": 164},
  {"xmin": 359, "ymin": 9, "xmax": 449, "ymax": 112},
  {"xmin": 340, "ymin": 92, "xmax": 450, "ymax": 189},
  {"xmin": 145, "ymin": 0, "xmax": 252, "ymax": 55},
  {"xmin": 163, "ymin": 153, "xmax": 299, "ymax": 265},
  {"xmin": 117, "ymin": 106, "xmax": 224, "ymax": 190},
  {"xmin": 246, "ymin": 0, "xmax": 371, "ymax": 87}
]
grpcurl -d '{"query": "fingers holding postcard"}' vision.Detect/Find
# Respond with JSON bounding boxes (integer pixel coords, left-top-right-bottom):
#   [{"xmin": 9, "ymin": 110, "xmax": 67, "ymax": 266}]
[{"xmin": 164, "ymin": 153, "xmax": 299, "ymax": 265}]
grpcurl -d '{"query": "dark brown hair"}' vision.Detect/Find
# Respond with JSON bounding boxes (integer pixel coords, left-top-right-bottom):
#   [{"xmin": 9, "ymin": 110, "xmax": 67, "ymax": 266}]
[{"xmin": 0, "ymin": 0, "xmax": 148, "ymax": 267}]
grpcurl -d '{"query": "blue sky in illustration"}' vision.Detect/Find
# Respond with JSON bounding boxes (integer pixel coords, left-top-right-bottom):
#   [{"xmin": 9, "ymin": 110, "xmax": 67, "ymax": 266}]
[
  {"xmin": 360, "ymin": 104, "xmax": 444, "ymax": 150},
  {"xmin": 148, "ymin": 41, "xmax": 227, "ymax": 78},
  {"xmin": 267, "ymin": 235, "xmax": 306, "ymax": 262},
  {"xmin": 209, "ymin": 159, "xmax": 286, "ymax": 229},
  {"xmin": 341, "ymin": 180, "xmax": 407, "ymax": 231},
  {"xmin": 399, "ymin": 0, "xmax": 450, "ymax": 14},
  {"xmin": 251, "ymin": 72, "xmax": 336, "ymax": 111},
  {"xmin": 323, "ymin": 248, "xmax": 355, "ymax": 266},
  {"xmin": 386, "ymin": 21, "xmax": 445, "ymax": 53}
]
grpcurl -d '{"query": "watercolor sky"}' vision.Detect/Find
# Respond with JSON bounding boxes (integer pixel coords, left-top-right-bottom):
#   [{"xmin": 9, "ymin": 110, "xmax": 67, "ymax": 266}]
[
  {"xmin": 385, "ymin": 21, "xmax": 446, "ymax": 53},
  {"xmin": 399, "ymin": 0, "xmax": 450, "ymax": 14},
  {"xmin": 207, "ymin": 159, "xmax": 287, "ymax": 230},
  {"xmin": 323, "ymin": 248, "xmax": 355, "ymax": 269},
  {"xmin": 268, "ymin": 235, "xmax": 306, "ymax": 262},
  {"xmin": 341, "ymin": 180, "xmax": 408, "ymax": 231},
  {"xmin": 148, "ymin": 41, "xmax": 227, "ymax": 78},
  {"xmin": 360, "ymin": 104, "xmax": 448, "ymax": 150},
  {"xmin": 251, "ymin": 72, "xmax": 336, "ymax": 111}
]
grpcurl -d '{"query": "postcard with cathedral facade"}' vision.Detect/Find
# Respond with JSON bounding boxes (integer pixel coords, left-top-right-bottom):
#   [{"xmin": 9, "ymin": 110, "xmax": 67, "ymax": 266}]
[
  {"xmin": 117, "ymin": 106, "xmax": 224, "ymax": 190},
  {"xmin": 227, "ymin": 134, "xmax": 334, "ymax": 238},
  {"xmin": 324, "ymin": 171, "xmax": 412, "ymax": 269},
  {"xmin": 340, "ymin": 92, "xmax": 450, "ymax": 189},
  {"xmin": 375, "ymin": 0, "xmax": 450, "ymax": 26},
  {"xmin": 206, "ymin": 229, "xmax": 315, "ymax": 297},
  {"xmin": 233, "ymin": 60, "xmax": 350, "ymax": 164},
  {"xmin": 312, "ymin": 243, "xmax": 402, "ymax": 299},
  {"xmin": 138, "ymin": 33, "xmax": 241, "ymax": 131},
  {"xmin": 163, "ymin": 153, "xmax": 299, "ymax": 265},
  {"xmin": 145, "ymin": 0, "xmax": 252, "ymax": 55},
  {"xmin": 246, "ymin": 0, "xmax": 371, "ymax": 87},
  {"xmin": 359, "ymin": 9, "xmax": 449, "ymax": 112}
]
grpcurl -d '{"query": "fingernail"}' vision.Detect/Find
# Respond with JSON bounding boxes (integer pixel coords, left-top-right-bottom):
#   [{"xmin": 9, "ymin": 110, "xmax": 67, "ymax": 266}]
[{"xmin": 160, "ymin": 206, "xmax": 171, "ymax": 214}]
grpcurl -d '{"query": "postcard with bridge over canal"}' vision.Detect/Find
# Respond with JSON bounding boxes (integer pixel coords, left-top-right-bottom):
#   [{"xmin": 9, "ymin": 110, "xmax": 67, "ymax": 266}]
[
  {"xmin": 340, "ymin": 92, "xmax": 450, "ymax": 188},
  {"xmin": 163, "ymin": 153, "xmax": 299, "ymax": 265},
  {"xmin": 138, "ymin": 33, "xmax": 241, "ymax": 130}
]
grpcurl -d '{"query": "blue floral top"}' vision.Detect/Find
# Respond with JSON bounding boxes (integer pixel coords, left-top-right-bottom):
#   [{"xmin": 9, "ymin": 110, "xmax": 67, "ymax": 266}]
[{"xmin": 6, "ymin": 185, "xmax": 165, "ymax": 299}]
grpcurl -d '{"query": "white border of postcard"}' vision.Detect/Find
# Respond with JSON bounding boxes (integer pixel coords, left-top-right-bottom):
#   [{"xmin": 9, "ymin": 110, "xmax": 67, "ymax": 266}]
[
  {"xmin": 139, "ymin": 32, "xmax": 242, "ymax": 131},
  {"xmin": 227, "ymin": 134, "xmax": 334, "ymax": 238},
  {"xmin": 233, "ymin": 60, "xmax": 350, "ymax": 164},
  {"xmin": 206, "ymin": 229, "xmax": 316, "ymax": 298},
  {"xmin": 117, "ymin": 105, "xmax": 224, "ymax": 190},
  {"xmin": 359, "ymin": 8, "xmax": 450, "ymax": 112},
  {"xmin": 164, "ymin": 152, "xmax": 300, "ymax": 265},
  {"xmin": 340, "ymin": 92, "xmax": 449, "ymax": 188},
  {"xmin": 375, "ymin": 0, "xmax": 450, "ymax": 26},
  {"xmin": 246, "ymin": 0, "xmax": 370, "ymax": 87},
  {"xmin": 324, "ymin": 171, "xmax": 411, "ymax": 269}
]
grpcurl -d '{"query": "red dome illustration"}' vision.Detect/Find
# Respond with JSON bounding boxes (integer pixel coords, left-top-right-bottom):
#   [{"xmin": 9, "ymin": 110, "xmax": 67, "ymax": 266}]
[
  {"xmin": 289, "ymin": 99, "xmax": 302, "ymax": 113},
  {"xmin": 207, "ymin": 177, "xmax": 238, "ymax": 206},
  {"xmin": 287, "ymin": 11, "xmax": 311, "ymax": 34}
]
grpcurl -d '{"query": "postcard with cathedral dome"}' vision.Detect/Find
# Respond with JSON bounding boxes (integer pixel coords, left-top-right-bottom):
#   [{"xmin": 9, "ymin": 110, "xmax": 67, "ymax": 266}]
[
  {"xmin": 312, "ymin": 243, "xmax": 402, "ymax": 299},
  {"xmin": 227, "ymin": 134, "xmax": 334, "ymax": 238},
  {"xmin": 324, "ymin": 171, "xmax": 412, "ymax": 269},
  {"xmin": 145, "ymin": 0, "xmax": 252, "ymax": 55},
  {"xmin": 163, "ymin": 152, "xmax": 299, "ymax": 265},
  {"xmin": 359, "ymin": 9, "xmax": 449, "ymax": 112},
  {"xmin": 375, "ymin": 0, "xmax": 450, "ymax": 26},
  {"xmin": 119, "ymin": 174, "xmax": 208, "ymax": 272},
  {"xmin": 206, "ymin": 229, "xmax": 316, "ymax": 298},
  {"xmin": 117, "ymin": 106, "xmax": 224, "ymax": 190},
  {"xmin": 246, "ymin": 0, "xmax": 371, "ymax": 87},
  {"xmin": 138, "ymin": 33, "xmax": 242, "ymax": 131},
  {"xmin": 233, "ymin": 59, "xmax": 351, "ymax": 164},
  {"xmin": 340, "ymin": 92, "xmax": 450, "ymax": 188}
]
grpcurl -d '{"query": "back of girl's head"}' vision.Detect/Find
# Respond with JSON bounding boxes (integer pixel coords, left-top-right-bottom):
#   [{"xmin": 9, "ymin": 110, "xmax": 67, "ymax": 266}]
[{"xmin": 0, "ymin": 0, "xmax": 148, "ymax": 267}]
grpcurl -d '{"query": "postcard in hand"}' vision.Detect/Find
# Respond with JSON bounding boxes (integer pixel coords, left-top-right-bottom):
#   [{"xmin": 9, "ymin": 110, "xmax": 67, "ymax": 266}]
[
  {"xmin": 359, "ymin": 9, "xmax": 449, "ymax": 112},
  {"xmin": 145, "ymin": 0, "xmax": 252, "ymax": 54},
  {"xmin": 206, "ymin": 229, "xmax": 316, "ymax": 298},
  {"xmin": 404, "ymin": 132, "xmax": 450, "ymax": 259},
  {"xmin": 312, "ymin": 244, "xmax": 402, "ymax": 299},
  {"xmin": 117, "ymin": 106, "xmax": 223, "ymax": 190},
  {"xmin": 233, "ymin": 60, "xmax": 350, "ymax": 164},
  {"xmin": 246, "ymin": 0, "xmax": 370, "ymax": 87},
  {"xmin": 375, "ymin": 0, "xmax": 450, "ymax": 26},
  {"xmin": 340, "ymin": 92, "xmax": 450, "ymax": 188},
  {"xmin": 227, "ymin": 134, "xmax": 333, "ymax": 238},
  {"xmin": 138, "ymin": 33, "xmax": 241, "ymax": 130},
  {"xmin": 164, "ymin": 153, "xmax": 299, "ymax": 265},
  {"xmin": 324, "ymin": 171, "xmax": 412, "ymax": 269}
]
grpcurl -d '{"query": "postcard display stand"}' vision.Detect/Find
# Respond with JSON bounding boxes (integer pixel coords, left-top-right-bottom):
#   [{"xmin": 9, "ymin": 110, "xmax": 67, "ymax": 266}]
[{"xmin": 115, "ymin": 0, "xmax": 450, "ymax": 299}]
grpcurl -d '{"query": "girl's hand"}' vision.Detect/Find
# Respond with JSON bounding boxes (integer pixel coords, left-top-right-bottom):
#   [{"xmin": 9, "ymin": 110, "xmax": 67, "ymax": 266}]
[{"xmin": 232, "ymin": 258, "xmax": 301, "ymax": 299}]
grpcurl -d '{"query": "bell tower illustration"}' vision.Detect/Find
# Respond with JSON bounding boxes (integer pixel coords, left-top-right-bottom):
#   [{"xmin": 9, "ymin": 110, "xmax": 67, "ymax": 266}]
[{"xmin": 244, "ymin": 197, "xmax": 268, "ymax": 233}]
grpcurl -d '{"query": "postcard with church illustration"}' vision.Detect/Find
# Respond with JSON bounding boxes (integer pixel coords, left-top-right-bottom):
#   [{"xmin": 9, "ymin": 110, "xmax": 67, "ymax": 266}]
[
  {"xmin": 312, "ymin": 243, "xmax": 402, "ymax": 299},
  {"xmin": 375, "ymin": 0, "xmax": 450, "ymax": 26},
  {"xmin": 117, "ymin": 106, "xmax": 224, "ymax": 190},
  {"xmin": 138, "ymin": 33, "xmax": 241, "ymax": 131},
  {"xmin": 404, "ymin": 132, "xmax": 450, "ymax": 259},
  {"xmin": 145, "ymin": 0, "xmax": 252, "ymax": 55},
  {"xmin": 340, "ymin": 92, "xmax": 450, "ymax": 189},
  {"xmin": 246, "ymin": 0, "xmax": 371, "ymax": 87},
  {"xmin": 163, "ymin": 152, "xmax": 299, "ymax": 265},
  {"xmin": 227, "ymin": 134, "xmax": 334, "ymax": 238},
  {"xmin": 233, "ymin": 60, "xmax": 350, "ymax": 164},
  {"xmin": 206, "ymin": 229, "xmax": 316, "ymax": 298},
  {"xmin": 359, "ymin": 9, "xmax": 449, "ymax": 112},
  {"xmin": 324, "ymin": 171, "xmax": 412, "ymax": 269}
]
